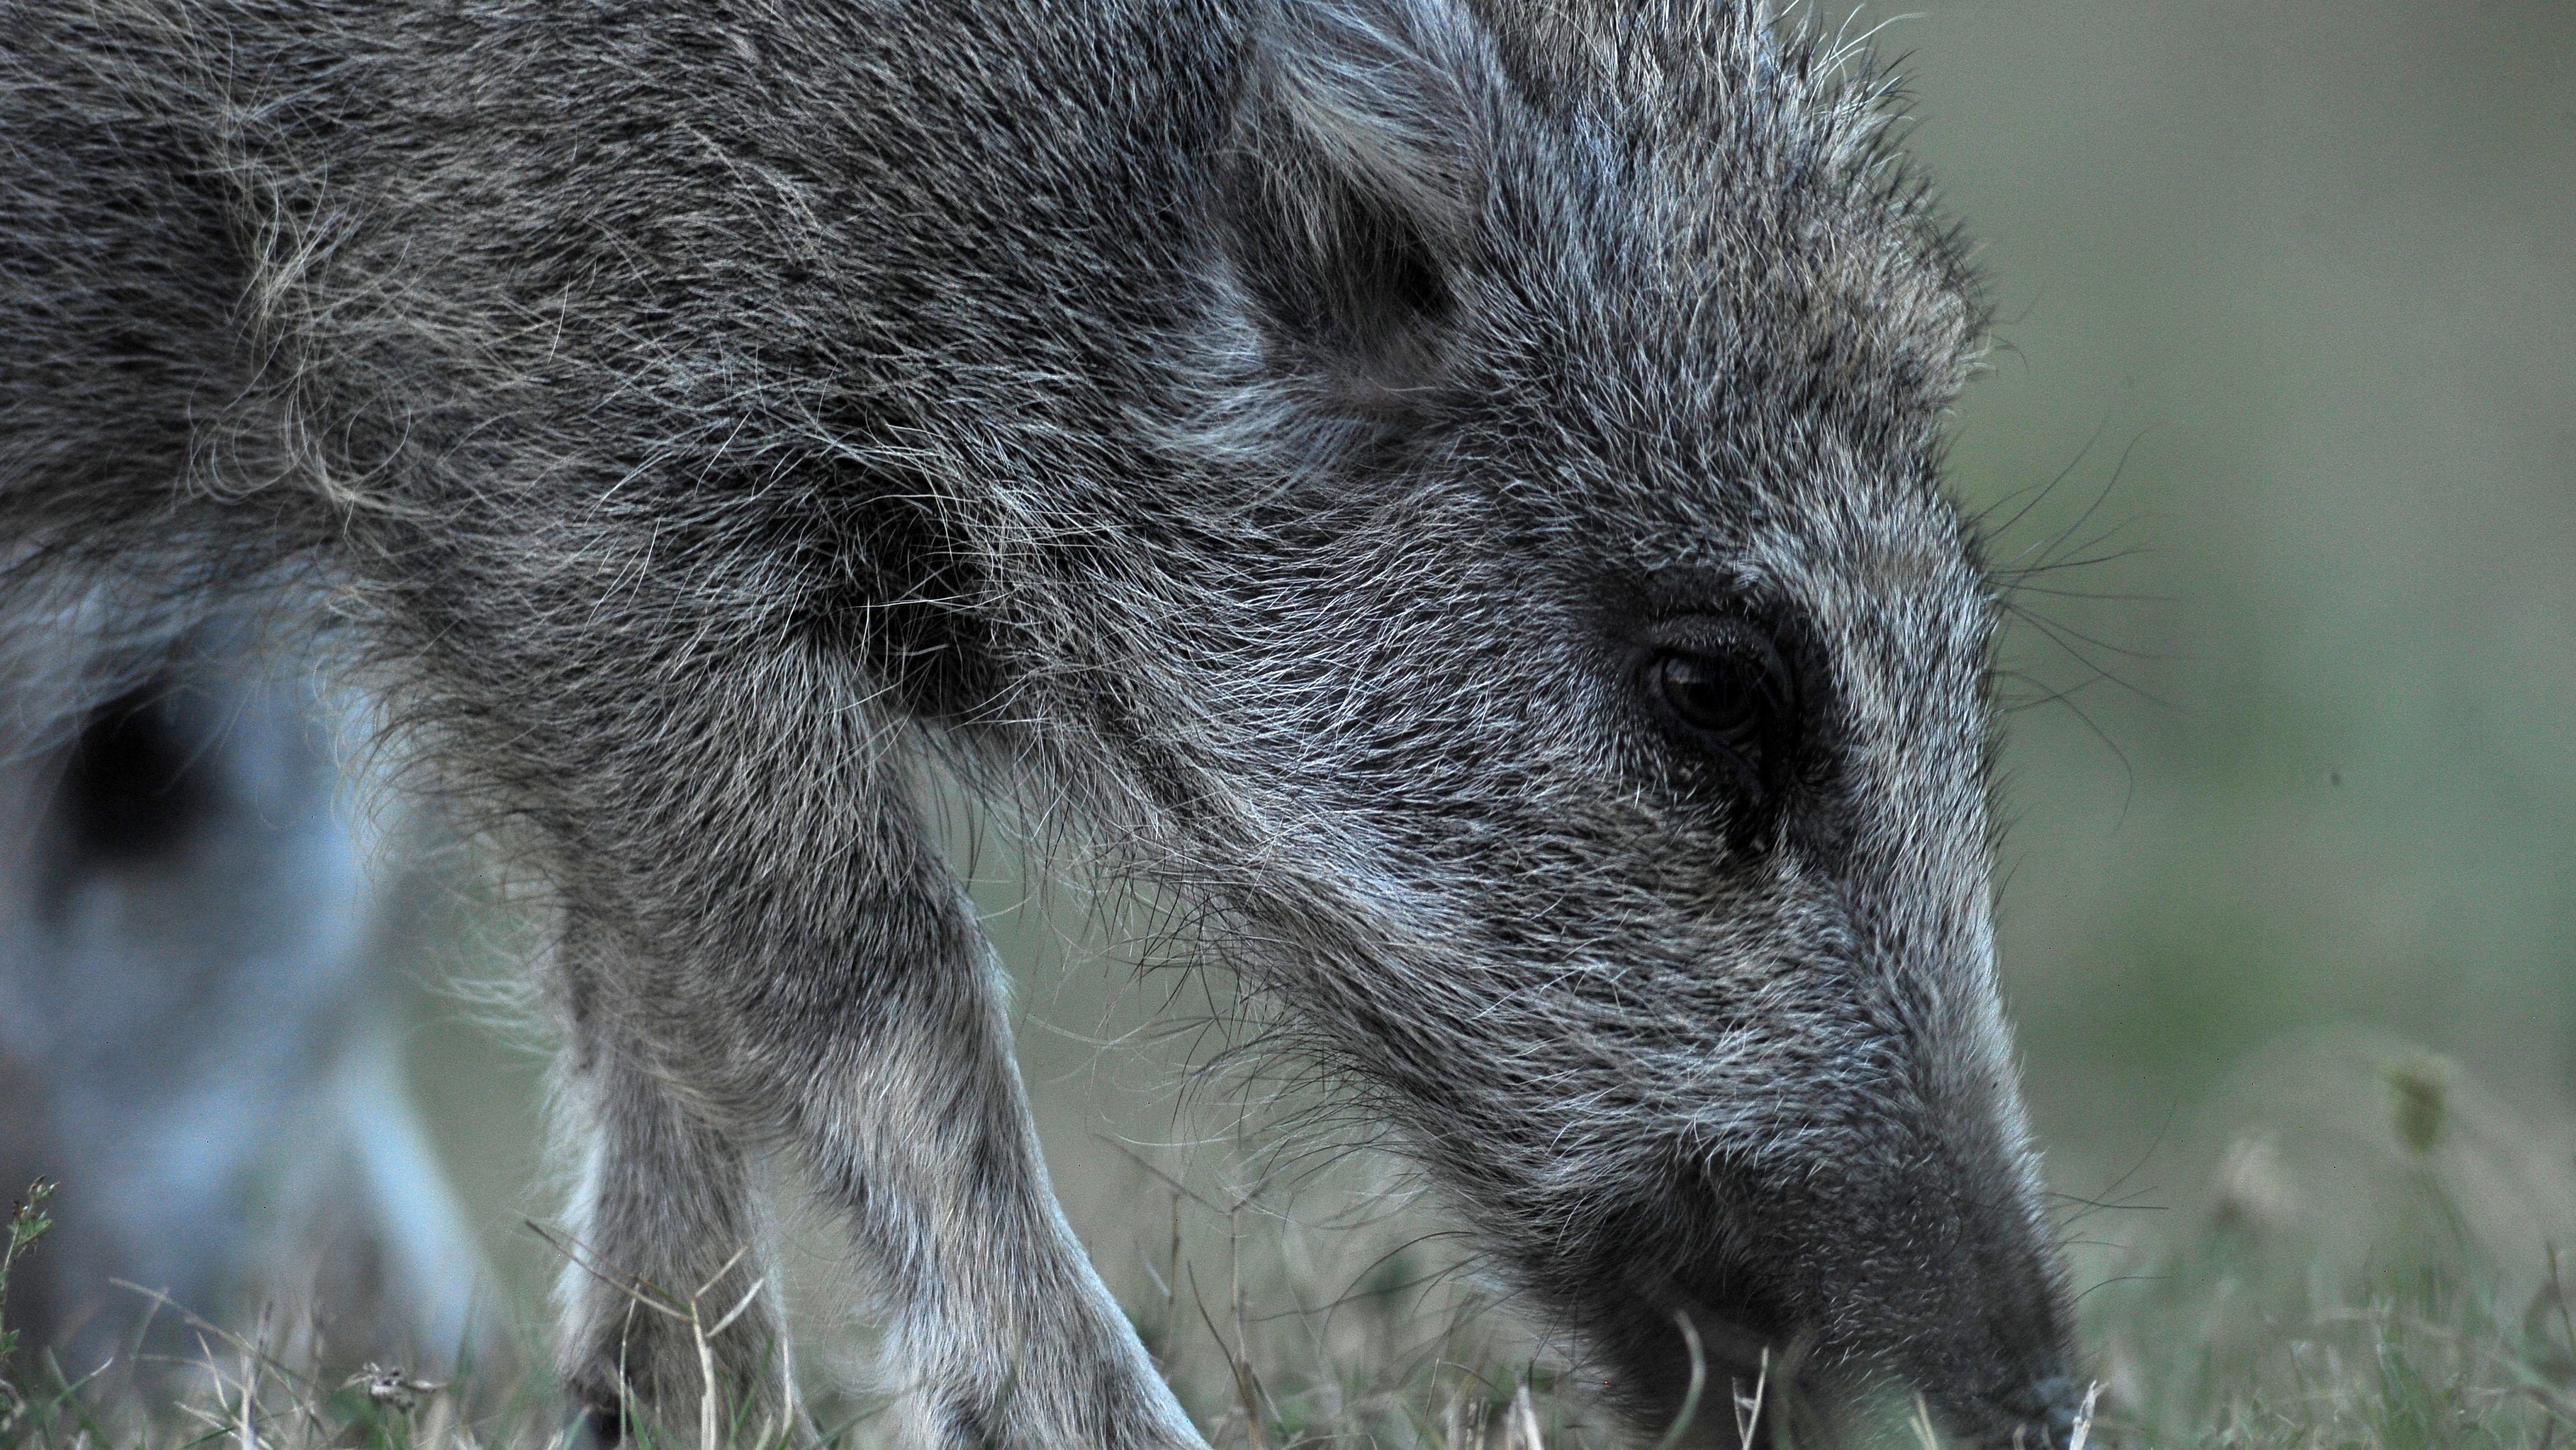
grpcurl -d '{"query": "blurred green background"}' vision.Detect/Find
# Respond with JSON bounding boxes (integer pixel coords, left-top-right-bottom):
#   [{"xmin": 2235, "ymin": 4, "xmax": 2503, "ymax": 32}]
[
  {"xmin": 396, "ymin": 0, "xmax": 2576, "ymax": 1368},
  {"xmin": 1895, "ymin": 0, "xmax": 2576, "ymax": 1191}
]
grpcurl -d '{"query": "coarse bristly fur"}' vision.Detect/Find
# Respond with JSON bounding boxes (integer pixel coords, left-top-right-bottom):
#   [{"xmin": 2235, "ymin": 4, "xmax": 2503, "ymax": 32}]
[{"xmin": 0, "ymin": 0, "xmax": 2081, "ymax": 1446}]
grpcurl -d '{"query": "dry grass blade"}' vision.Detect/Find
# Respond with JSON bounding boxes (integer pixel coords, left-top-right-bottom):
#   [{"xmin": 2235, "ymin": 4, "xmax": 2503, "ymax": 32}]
[
  {"xmin": 691, "ymin": 1272, "xmax": 768, "ymax": 1450},
  {"xmin": 1732, "ymin": 1347, "xmax": 1769, "ymax": 1450},
  {"xmin": 1649, "ymin": 1312, "xmax": 1708, "ymax": 1450},
  {"xmin": 1186, "ymin": 1264, "xmax": 1269, "ymax": 1450},
  {"xmin": 1501, "ymin": 1382, "xmax": 1545, "ymax": 1450},
  {"xmin": 237, "ymin": 1310, "xmax": 260, "ymax": 1450},
  {"xmin": 2066, "ymin": 1381, "xmax": 2099, "ymax": 1450}
]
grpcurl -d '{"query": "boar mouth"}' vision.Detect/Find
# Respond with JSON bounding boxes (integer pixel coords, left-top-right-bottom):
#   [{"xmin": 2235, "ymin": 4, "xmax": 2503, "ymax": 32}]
[
  {"xmin": 1935, "ymin": 1373, "xmax": 2089, "ymax": 1450},
  {"xmin": 1586, "ymin": 1274, "xmax": 2083, "ymax": 1450},
  {"xmin": 1580, "ymin": 1266, "xmax": 1797, "ymax": 1444}
]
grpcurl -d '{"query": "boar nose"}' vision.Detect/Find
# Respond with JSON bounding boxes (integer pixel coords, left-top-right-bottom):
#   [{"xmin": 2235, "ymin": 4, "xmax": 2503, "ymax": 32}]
[
  {"xmin": 1979, "ymin": 1373, "xmax": 2087, "ymax": 1450},
  {"xmin": 2033, "ymin": 1375, "xmax": 2089, "ymax": 1445}
]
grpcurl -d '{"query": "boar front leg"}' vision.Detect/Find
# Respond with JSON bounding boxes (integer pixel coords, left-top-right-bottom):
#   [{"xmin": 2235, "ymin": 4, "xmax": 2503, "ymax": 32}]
[
  {"xmin": 552, "ymin": 924, "xmax": 792, "ymax": 1445},
  {"xmin": 786, "ymin": 876, "xmax": 1205, "ymax": 1450},
  {"xmin": 543, "ymin": 737, "xmax": 1199, "ymax": 1450}
]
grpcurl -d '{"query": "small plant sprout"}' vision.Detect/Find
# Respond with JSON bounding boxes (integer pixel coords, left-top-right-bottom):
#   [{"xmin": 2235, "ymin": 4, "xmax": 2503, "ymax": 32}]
[
  {"xmin": 2386, "ymin": 1053, "xmax": 2455, "ymax": 1155},
  {"xmin": 0, "ymin": 1182, "xmax": 57, "ymax": 1366},
  {"xmin": 347, "ymin": 1365, "xmax": 441, "ymax": 1414}
]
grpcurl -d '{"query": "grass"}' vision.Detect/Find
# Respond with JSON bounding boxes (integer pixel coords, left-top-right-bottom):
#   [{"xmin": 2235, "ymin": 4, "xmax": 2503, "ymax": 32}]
[{"xmin": 6, "ymin": 1040, "xmax": 2575, "ymax": 1450}]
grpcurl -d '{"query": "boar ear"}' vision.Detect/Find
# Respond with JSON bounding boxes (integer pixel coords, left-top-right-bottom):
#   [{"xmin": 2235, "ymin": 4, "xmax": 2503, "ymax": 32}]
[{"xmin": 1220, "ymin": 0, "xmax": 1497, "ymax": 400}]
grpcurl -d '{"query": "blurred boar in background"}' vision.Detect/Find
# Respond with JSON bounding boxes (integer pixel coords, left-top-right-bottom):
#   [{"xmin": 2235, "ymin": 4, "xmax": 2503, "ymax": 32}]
[{"xmin": 0, "ymin": 609, "xmax": 483, "ymax": 1374}]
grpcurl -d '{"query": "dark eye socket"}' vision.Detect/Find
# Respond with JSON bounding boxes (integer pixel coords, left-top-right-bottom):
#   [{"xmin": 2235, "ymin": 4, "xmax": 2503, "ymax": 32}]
[{"xmin": 1645, "ymin": 640, "xmax": 1795, "ymax": 796}]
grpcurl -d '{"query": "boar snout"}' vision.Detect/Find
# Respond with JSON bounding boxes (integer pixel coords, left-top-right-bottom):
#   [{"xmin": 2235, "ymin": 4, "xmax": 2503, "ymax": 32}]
[{"xmin": 1545, "ymin": 1089, "xmax": 2078, "ymax": 1448}]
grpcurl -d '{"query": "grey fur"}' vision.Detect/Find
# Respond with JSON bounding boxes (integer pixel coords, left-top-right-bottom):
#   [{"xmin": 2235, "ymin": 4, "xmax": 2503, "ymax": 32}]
[
  {"xmin": 0, "ymin": 611, "xmax": 484, "ymax": 1373},
  {"xmin": 0, "ymin": 0, "xmax": 2080, "ymax": 1445}
]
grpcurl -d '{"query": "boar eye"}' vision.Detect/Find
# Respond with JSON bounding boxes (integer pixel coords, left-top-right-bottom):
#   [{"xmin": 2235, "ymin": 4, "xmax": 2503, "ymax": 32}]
[{"xmin": 1646, "ymin": 643, "xmax": 1794, "ymax": 798}]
